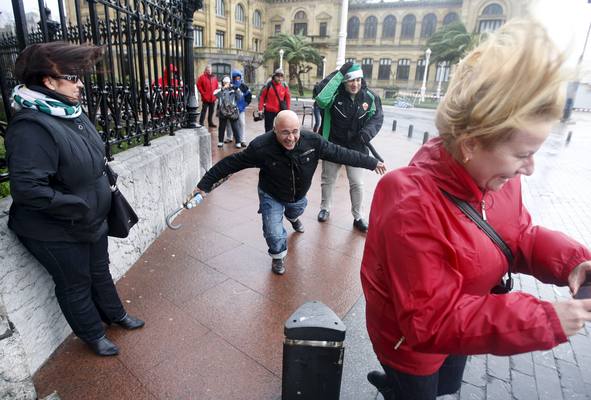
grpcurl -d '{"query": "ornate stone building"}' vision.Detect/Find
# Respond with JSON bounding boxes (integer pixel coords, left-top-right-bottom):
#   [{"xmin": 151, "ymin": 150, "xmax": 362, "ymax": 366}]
[{"xmin": 193, "ymin": 0, "xmax": 529, "ymax": 95}]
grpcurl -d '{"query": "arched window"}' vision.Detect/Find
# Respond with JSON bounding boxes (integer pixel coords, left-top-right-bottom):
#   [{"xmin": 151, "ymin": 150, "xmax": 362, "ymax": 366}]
[
  {"xmin": 382, "ymin": 15, "xmax": 396, "ymax": 38},
  {"xmin": 478, "ymin": 3, "xmax": 504, "ymax": 33},
  {"xmin": 401, "ymin": 15, "xmax": 416, "ymax": 40},
  {"xmin": 364, "ymin": 16, "xmax": 378, "ymax": 39},
  {"xmin": 235, "ymin": 4, "xmax": 245, "ymax": 23},
  {"xmin": 482, "ymin": 3, "xmax": 503, "ymax": 15},
  {"xmin": 347, "ymin": 16, "xmax": 360, "ymax": 39},
  {"xmin": 293, "ymin": 10, "xmax": 308, "ymax": 36},
  {"xmin": 443, "ymin": 13, "xmax": 459, "ymax": 25},
  {"xmin": 215, "ymin": 0, "xmax": 224, "ymax": 17},
  {"xmin": 421, "ymin": 13, "xmax": 436, "ymax": 38},
  {"xmin": 253, "ymin": 10, "xmax": 262, "ymax": 28}
]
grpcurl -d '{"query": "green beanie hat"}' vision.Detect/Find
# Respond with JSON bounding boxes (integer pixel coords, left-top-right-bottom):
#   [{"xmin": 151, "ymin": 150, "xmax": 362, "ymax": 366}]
[{"xmin": 344, "ymin": 63, "xmax": 363, "ymax": 81}]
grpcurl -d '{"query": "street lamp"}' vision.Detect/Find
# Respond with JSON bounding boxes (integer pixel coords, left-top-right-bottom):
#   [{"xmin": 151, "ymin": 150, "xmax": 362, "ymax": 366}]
[
  {"xmin": 279, "ymin": 49, "xmax": 284, "ymax": 71},
  {"xmin": 420, "ymin": 48, "xmax": 431, "ymax": 103},
  {"xmin": 436, "ymin": 61, "xmax": 443, "ymax": 99},
  {"xmin": 322, "ymin": 56, "xmax": 327, "ymax": 78}
]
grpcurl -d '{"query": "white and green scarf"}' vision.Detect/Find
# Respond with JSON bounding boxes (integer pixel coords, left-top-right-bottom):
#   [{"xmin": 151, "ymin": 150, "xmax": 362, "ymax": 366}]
[{"xmin": 11, "ymin": 84, "xmax": 82, "ymax": 119}]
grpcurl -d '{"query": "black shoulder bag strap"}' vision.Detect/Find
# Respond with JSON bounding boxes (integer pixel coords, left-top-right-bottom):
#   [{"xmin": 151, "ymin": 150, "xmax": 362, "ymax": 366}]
[{"xmin": 442, "ymin": 190, "xmax": 514, "ymax": 293}]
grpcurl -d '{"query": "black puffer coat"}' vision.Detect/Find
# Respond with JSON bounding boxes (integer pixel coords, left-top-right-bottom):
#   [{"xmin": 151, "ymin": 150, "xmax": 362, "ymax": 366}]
[{"xmin": 6, "ymin": 87, "xmax": 111, "ymax": 243}]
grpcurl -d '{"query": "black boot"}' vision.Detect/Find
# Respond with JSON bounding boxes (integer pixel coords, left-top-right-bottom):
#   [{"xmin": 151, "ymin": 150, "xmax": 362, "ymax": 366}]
[
  {"xmin": 367, "ymin": 370, "xmax": 395, "ymax": 399},
  {"xmin": 115, "ymin": 313, "xmax": 145, "ymax": 330},
  {"xmin": 86, "ymin": 335, "xmax": 119, "ymax": 356}
]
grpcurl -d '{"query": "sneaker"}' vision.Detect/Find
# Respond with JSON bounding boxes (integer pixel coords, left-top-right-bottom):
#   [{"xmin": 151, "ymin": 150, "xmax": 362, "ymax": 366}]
[
  {"xmin": 271, "ymin": 258, "xmax": 285, "ymax": 275},
  {"xmin": 289, "ymin": 218, "xmax": 305, "ymax": 233},
  {"xmin": 367, "ymin": 371, "xmax": 394, "ymax": 400},
  {"xmin": 217, "ymin": 142, "xmax": 223, "ymax": 148},
  {"xmin": 241, "ymin": 142, "xmax": 248, "ymax": 147},
  {"xmin": 317, "ymin": 209, "xmax": 330, "ymax": 222},
  {"xmin": 353, "ymin": 218, "xmax": 369, "ymax": 233},
  {"xmin": 235, "ymin": 143, "xmax": 242, "ymax": 149}
]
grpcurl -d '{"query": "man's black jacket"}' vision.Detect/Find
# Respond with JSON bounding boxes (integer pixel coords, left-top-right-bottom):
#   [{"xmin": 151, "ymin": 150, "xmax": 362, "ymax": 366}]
[{"xmin": 197, "ymin": 130, "xmax": 378, "ymax": 203}]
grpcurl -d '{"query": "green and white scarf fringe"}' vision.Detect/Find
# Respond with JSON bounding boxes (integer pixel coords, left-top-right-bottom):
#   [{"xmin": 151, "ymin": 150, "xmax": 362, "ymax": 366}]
[{"xmin": 11, "ymin": 84, "xmax": 82, "ymax": 119}]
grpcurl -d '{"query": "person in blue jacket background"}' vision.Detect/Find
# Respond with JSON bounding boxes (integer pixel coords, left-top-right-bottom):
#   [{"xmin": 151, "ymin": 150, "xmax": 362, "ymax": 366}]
[{"xmin": 224, "ymin": 69, "xmax": 252, "ymax": 147}]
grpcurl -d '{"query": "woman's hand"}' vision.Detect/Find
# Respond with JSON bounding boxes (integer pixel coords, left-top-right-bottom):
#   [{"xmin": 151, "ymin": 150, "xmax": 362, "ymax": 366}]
[
  {"xmin": 552, "ymin": 299, "xmax": 591, "ymax": 336},
  {"xmin": 568, "ymin": 260, "xmax": 591, "ymax": 296},
  {"xmin": 374, "ymin": 162, "xmax": 387, "ymax": 175}
]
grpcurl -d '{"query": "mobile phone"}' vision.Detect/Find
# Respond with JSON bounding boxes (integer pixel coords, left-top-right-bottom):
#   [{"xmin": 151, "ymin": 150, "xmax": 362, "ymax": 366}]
[{"xmin": 574, "ymin": 273, "xmax": 591, "ymax": 300}]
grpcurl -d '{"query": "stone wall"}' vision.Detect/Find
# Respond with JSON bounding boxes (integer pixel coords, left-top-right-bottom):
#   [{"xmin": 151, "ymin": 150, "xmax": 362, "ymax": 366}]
[{"xmin": 0, "ymin": 127, "xmax": 211, "ymax": 387}]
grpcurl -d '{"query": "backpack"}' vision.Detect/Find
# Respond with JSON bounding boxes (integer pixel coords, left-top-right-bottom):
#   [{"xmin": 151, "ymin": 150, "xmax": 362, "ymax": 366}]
[{"xmin": 218, "ymin": 89, "xmax": 240, "ymax": 120}]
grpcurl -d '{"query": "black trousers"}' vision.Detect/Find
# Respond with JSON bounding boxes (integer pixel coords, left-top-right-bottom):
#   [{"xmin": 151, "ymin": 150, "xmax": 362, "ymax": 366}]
[
  {"xmin": 199, "ymin": 101, "xmax": 216, "ymax": 126},
  {"xmin": 380, "ymin": 355, "xmax": 467, "ymax": 400},
  {"xmin": 218, "ymin": 116, "xmax": 242, "ymax": 144},
  {"xmin": 18, "ymin": 233, "xmax": 126, "ymax": 342},
  {"xmin": 264, "ymin": 111, "xmax": 278, "ymax": 132}
]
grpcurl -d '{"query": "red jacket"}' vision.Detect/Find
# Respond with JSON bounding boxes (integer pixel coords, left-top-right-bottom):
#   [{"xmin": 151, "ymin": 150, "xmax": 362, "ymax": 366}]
[
  {"xmin": 361, "ymin": 137, "xmax": 591, "ymax": 376},
  {"xmin": 197, "ymin": 72, "xmax": 219, "ymax": 103},
  {"xmin": 258, "ymin": 80, "xmax": 291, "ymax": 113}
]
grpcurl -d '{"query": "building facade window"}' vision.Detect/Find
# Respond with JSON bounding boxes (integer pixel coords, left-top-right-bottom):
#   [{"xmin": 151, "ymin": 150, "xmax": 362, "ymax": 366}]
[
  {"xmin": 364, "ymin": 16, "xmax": 378, "ymax": 39},
  {"xmin": 421, "ymin": 13, "xmax": 436, "ymax": 38},
  {"xmin": 436, "ymin": 60, "xmax": 450, "ymax": 82},
  {"xmin": 345, "ymin": 57, "xmax": 356, "ymax": 63},
  {"xmin": 478, "ymin": 3, "xmax": 504, "ymax": 33},
  {"xmin": 193, "ymin": 26, "xmax": 204, "ymax": 47},
  {"xmin": 378, "ymin": 58, "xmax": 391, "ymax": 80},
  {"xmin": 215, "ymin": 0, "xmax": 224, "ymax": 17},
  {"xmin": 275, "ymin": 24, "xmax": 281, "ymax": 35},
  {"xmin": 443, "ymin": 12, "xmax": 459, "ymax": 25},
  {"xmin": 382, "ymin": 15, "xmax": 396, "ymax": 38},
  {"xmin": 235, "ymin": 4, "xmax": 245, "ymax": 22},
  {"xmin": 401, "ymin": 15, "xmax": 416, "ymax": 40},
  {"xmin": 235, "ymin": 34, "xmax": 243, "ymax": 49},
  {"xmin": 482, "ymin": 3, "xmax": 503, "ymax": 15},
  {"xmin": 294, "ymin": 11, "xmax": 307, "ymax": 36},
  {"xmin": 253, "ymin": 10, "xmax": 262, "ymax": 28},
  {"xmin": 362, "ymin": 58, "xmax": 373, "ymax": 80},
  {"xmin": 215, "ymin": 31, "xmax": 225, "ymax": 48},
  {"xmin": 396, "ymin": 59, "xmax": 410, "ymax": 80},
  {"xmin": 212, "ymin": 63, "xmax": 231, "ymax": 80},
  {"xmin": 415, "ymin": 58, "xmax": 427, "ymax": 81},
  {"xmin": 253, "ymin": 38, "xmax": 260, "ymax": 52},
  {"xmin": 319, "ymin": 22, "xmax": 327, "ymax": 37},
  {"xmin": 478, "ymin": 19, "xmax": 503, "ymax": 32},
  {"xmin": 347, "ymin": 17, "xmax": 360, "ymax": 39}
]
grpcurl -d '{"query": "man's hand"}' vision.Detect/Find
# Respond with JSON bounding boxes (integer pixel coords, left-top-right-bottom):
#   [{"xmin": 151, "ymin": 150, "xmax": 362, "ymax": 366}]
[
  {"xmin": 339, "ymin": 61, "xmax": 354, "ymax": 76},
  {"xmin": 374, "ymin": 162, "xmax": 387, "ymax": 175},
  {"xmin": 185, "ymin": 188, "xmax": 206, "ymax": 205}
]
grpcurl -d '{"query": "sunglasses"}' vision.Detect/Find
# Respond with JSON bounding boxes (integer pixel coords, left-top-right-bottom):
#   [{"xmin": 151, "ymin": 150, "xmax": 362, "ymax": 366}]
[{"xmin": 56, "ymin": 74, "xmax": 81, "ymax": 82}]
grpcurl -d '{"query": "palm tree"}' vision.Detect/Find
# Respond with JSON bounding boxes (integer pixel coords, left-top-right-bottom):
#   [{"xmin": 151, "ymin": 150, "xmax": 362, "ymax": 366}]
[
  {"xmin": 263, "ymin": 33, "xmax": 323, "ymax": 96},
  {"xmin": 426, "ymin": 22, "xmax": 480, "ymax": 65}
]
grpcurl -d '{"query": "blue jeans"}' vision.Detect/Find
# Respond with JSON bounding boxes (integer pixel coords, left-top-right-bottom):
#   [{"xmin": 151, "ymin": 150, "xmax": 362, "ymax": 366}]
[{"xmin": 258, "ymin": 188, "xmax": 307, "ymax": 259}]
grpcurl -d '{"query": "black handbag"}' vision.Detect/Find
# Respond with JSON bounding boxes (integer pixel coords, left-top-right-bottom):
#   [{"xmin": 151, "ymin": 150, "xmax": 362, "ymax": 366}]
[
  {"xmin": 442, "ymin": 190, "xmax": 514, "ymax": 294},
  {"xmin": 105, "ymin": 161, "xmax": 138, "ymax": 238}
]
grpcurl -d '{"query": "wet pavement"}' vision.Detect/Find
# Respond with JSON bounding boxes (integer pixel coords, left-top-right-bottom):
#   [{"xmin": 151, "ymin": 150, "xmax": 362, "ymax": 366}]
[{"xmin": 33, "ymin": 106, "xmax": 591, "ymax": 399}]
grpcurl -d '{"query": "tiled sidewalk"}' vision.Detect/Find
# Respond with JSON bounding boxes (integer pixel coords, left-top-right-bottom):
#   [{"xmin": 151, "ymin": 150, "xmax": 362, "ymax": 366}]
[{"xmin": 33, "ymin": 108, "xmax": 591, "ymax": 399}]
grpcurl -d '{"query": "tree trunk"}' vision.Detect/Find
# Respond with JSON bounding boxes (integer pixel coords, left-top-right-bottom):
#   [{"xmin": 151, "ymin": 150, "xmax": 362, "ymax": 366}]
[{"xmin": 296, "ymin": 74, "xmax": 304, "ymax": 96}]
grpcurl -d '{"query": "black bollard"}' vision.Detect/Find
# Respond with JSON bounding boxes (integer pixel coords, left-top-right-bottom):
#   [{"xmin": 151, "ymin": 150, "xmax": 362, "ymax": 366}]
[
  {"xmin": 423, "ymin": 131, "xmax": 429, "ymax": 144},
  {"xmin": 408, "ymin": 124, "xmax": 414, "ymax": 138},
  {"xmin": 392, "ymin": 120, "xmax": 397, "ymax": 131},
  {"xmin": 566, "ymin": 131, "xmax": 573, "ymax": 144},
  {"xmin": 282, "ymin": 301, "xmax": 346, "ymax": 400}
]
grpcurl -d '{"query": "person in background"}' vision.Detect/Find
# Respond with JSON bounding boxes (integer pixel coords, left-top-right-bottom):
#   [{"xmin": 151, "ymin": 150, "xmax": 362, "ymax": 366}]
[
  {"xmin": 224, "ymin": 69, "xmax": 252, "ymax": 147},
  {"xmin": 192, "ymin": 111, "xmax": 386, "ymax": 275},
  {"xmin": 215, "ymin": 76, "xmax": 243, "ymax": 148},
  {"xmin": 315, "ymin": 62, "xmax": 384, "ymax": 233},
  {"xmin": 361, "ymin": 20, "xmax": 591, "ymax": 400},
  {"xmin": 6, "ymin": 42, "xmax": 144, "ymax": 357},
  {"xmin": 197, "ymin": 64, "xmax": 218, "ymax": 128},
  {"xmin": 258, "ymin": 68, "xmax": 291, "ymax": 132}
]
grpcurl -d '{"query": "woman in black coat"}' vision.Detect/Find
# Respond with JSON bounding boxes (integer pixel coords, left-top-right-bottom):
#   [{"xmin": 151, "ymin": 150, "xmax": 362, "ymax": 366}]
[{"xmin": 6, "ymin": 42, "xmax": 144, "ymax": 356}]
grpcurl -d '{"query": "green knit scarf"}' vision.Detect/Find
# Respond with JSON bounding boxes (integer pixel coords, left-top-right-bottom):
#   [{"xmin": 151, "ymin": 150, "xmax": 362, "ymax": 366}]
[{"xmin": 11, "ymin": 84, "xmax": 82, "ymax": 119}]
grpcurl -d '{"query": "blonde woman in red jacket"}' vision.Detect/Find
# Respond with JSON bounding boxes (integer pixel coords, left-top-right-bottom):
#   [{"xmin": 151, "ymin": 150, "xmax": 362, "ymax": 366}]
[{"xmin": 361, "ymin": 20, "xmax": 591, "ymax": 400}]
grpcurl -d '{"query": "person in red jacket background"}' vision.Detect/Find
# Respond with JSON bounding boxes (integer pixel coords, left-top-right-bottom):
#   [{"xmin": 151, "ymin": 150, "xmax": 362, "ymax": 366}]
[
  {"xmin": 361, "ymin": 20, "xmax": 591, "ymax": 400},
  {"xmin": 258, "ymin": 68, "xmax": 291, "ymax": 132},
  {"xmin": 197, "ymin": 65, "xmax": 219, "ymax": 128}
]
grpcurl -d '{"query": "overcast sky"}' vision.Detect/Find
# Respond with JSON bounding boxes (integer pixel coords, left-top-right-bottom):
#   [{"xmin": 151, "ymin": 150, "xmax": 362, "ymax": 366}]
[{"xmin": 1, "ymin": 0, "xmax": 590, "ymax": 68}]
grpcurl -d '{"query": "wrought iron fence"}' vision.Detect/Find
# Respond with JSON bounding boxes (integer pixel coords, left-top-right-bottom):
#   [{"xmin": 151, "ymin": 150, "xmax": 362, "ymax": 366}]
[{"xmin": 0, "ymin": 0, "xmax": 201, "ymax": 187}]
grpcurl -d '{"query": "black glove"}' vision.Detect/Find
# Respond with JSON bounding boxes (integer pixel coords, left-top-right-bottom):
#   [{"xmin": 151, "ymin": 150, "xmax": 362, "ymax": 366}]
[{"xmin": 339, "ymin": 61, "xmax": 354, "ymax": 76}]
